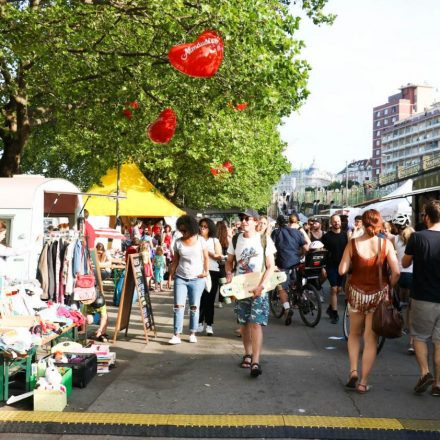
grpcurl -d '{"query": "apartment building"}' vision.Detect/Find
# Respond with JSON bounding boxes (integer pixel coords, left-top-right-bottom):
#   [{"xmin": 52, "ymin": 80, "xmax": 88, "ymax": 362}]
[
  {"xmin": 372, "ymin": 84, "xmax": 435, "ymax": 178},
  {"xmin": 381, "ymin": 102, "xmax": 440, "ymax": 174}
]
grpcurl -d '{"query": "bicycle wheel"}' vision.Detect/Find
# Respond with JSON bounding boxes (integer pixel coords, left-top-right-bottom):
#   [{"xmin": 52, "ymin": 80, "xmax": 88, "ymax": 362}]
[
  {"xmin": 298, "ymin": 283, "xmax": 321, "ymax": 327},
  {"xmin": 269, "ymin": 289, "xmax": 284, "ymax": 318},
  {"xmin": 343, "ymin": 302, "xmax": 349, "ymax": 340},
  {"xmin": 343, "ymin": 302, "xmax": 386, "ymax": 354}
]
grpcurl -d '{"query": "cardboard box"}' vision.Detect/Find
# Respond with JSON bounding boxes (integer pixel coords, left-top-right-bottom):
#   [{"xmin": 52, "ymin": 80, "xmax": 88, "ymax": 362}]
[
  {"xmin": 30, "ymin": 368, "xmax": 72, "ymax": 398},
  {"xmin": 33, "ymin": 389, "xmax": 67, "ymax": 412}
]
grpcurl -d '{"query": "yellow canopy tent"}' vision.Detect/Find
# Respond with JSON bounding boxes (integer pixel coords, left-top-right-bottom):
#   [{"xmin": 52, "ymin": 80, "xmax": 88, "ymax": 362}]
[{"xmin": 85, "ymin": 163, "xmax": 185, "ymax": 217}]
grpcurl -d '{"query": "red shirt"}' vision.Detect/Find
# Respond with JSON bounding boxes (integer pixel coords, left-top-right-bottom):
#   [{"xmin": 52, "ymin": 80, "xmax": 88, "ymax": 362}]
[
  {"xmin": 84, "ymin": 221, "xmax": 96, "ymax": 248},
  {"xmin": 152, "ymin": 225, "xmax": 161, "ymax": 236}
]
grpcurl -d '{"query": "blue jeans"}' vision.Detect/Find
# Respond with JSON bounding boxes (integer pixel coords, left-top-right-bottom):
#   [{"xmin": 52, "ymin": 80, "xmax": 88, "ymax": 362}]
[{"xmin": 173, "ymin": 276, "xmax": 205, "ymax": 334}]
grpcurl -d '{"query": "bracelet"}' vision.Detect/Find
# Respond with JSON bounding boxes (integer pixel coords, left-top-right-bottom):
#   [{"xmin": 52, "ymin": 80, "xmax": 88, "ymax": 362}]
[{"xmin": 226, "ymin": 271, "xmax": 232, "ymax": 275}]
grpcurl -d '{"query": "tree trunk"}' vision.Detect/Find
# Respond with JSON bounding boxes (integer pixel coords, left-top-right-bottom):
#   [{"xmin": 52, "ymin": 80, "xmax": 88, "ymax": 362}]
[
  {"xmin": 0, "ymin": 63, "xmax": 30, "ymax": 177},
  {"xmin": 0, "ymin": 135, "xmax": 25, "ymax": 177}
]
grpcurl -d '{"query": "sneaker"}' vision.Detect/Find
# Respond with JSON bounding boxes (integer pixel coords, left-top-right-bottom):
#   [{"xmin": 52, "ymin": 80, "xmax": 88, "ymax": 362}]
[
  {"xmin": 189, "ymin": 334, "xmax": 197, "ymax": 343},
  {"xmin": 414, "ymin": 372, "xmax": 434, "ymax": 394},
  {"xmin": 168, "ymin": 335, "xmax": 181, "ymax": 345},
  {"xmin": 330, "ymin": 310, "xmax": 339, "ymax": 324},
  {"xmin": 206, "ymin": 325, "xmax": 213, "ymax": 336},
  {"xmin": 284, "ymin": 308, "xmax": 294, "ymax": 326},
  {"xmin": 197, "ymin": 323, "xmax": 204, "ymax": 333},
  {"xmin": 431, "ymin": 385, "xmax": 440, "ymax": 396},
  {"xmin": 407, "ymin": 345, "xmax": 415, "ymax": 355}
]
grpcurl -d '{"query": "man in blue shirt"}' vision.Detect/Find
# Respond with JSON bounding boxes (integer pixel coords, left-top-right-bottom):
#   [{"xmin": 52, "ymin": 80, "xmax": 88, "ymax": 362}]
[{"xmin": 271, "ymin": 215, "xmax": 309, "ymax": 325}]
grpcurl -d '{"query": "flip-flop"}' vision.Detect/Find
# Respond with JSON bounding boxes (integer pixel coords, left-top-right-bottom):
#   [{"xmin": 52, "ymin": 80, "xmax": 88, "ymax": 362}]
[
  {"xmin": 356, "ymin": 383, "xmax": 371, "ymax": 394},
  {"xmin": 345, "ymin": 370, "xmax": 358, "ymax": 389}
]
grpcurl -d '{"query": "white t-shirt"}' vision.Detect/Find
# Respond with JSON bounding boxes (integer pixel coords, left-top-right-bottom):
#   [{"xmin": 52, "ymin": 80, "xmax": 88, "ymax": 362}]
[
  {"xmin": 227, "ymin": 233, "xmax": 276, "ymax": 275},
  {"xmin": 202, "ymin": 237, "xmax": 220, "ymax": 272},
  {"xmin": 395, "ymin": 235, "xmax": 413, "ymax": 273},
  {"xmin": 174, "ymin": 236, "xmax": 207, "ymax": 279}
]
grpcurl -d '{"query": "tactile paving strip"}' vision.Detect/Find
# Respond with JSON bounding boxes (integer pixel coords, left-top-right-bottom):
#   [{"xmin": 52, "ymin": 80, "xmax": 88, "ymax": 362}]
[{"xmin": 0, "ymin": 412, "xmax": 439, "ymax": 439}]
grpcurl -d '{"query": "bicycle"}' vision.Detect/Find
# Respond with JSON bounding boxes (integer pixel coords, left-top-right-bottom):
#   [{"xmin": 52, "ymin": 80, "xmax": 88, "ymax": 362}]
[
  {"xmin": 342, "ymin": 301, "xmax": 386, "ymax": 354},
  {"xmin": 269, "ymin": 262, "xmax": 323, "ymax": 327}
]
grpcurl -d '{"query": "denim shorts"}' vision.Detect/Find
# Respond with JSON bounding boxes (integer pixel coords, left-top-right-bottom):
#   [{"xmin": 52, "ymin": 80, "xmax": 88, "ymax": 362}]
[
  {"xmin": 327, "ymin": 265, "xmax": 344, "ymax": 287},
  {"xmin": 235, "ymin": 295, "xmax": 269, "ymax": 326}
]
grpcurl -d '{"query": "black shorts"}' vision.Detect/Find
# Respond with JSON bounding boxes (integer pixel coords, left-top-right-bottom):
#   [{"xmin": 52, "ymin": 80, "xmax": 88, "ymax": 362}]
[{"xmin": 327, "ymin": 266, "xmax": 344, "ymax": 287}]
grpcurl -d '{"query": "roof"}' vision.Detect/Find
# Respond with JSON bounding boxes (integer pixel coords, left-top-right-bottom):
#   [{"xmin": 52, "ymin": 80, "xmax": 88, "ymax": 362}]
[
  {"xmin": 337, "ymin": 159, "xmax": 371, "ymax": 175},
  {"xmin": 0, "ymin": 175, "xmax": 81, "ymax": 209},
  {"xmin": 85, "ymin": 163, "xmax": 186, "ymax": 217}
]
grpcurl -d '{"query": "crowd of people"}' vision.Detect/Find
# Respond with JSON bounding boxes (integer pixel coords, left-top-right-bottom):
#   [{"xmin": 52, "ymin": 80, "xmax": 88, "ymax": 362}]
[{"xmin": 88, "ymin": 201, "xmax": 440, "ymax": 395}]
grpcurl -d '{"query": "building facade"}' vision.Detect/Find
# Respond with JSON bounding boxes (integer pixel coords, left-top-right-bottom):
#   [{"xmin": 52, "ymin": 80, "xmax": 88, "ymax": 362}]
[
  {"xmin": 381, "ymin": 102, "xmax": 440, "ymax": 175},
  {"xmin": 335, "ymin": 159, "xmax": 372, "ymax": 184},
  {"xmin": 274, "ymin": 159, "xmax": 334, "ymax": 195},
  {"xmin": 372, "ymin": 84, "xmax": 435, "ymax": 178}
]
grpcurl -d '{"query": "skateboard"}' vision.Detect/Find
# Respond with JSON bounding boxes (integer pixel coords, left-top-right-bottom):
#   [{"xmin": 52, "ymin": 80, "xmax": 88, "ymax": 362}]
[{"xmin": 220, "ymin": 271, "xmax": 287, "ymax": 301}]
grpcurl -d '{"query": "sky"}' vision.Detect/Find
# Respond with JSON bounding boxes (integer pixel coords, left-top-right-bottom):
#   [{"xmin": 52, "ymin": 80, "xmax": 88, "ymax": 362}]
[{"xmin": 280, "ymin": 0, "xmax": 440, "ymax": 174}]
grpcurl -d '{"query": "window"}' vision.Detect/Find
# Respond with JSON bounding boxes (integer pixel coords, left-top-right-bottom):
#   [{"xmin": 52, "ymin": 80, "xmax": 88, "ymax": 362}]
[
  {"xmin": 0, "ymin": 217, "xmax": 12, "ymax": 246},
  {"xmin": 376, "ymin": 111, "xmax": 381, "ymax": 117},
  {"xmin": 374, "ymin": 149, "xmax": 380, "ymax": 156},
  {"xmin": 392, "ymin": 116, "xmax": 397, "ymax": 122},
  {"xmin": 384, "ymin": 119, "xmax": 388, "ymax": 125},
  {"xmin": 384, "ymin": 109, "xmax": 389, "ymax": 115},
  {"xmin": 375, "ymin": 159, "xmax": 380, "ymax": 165},
  {"xmin": 376, "ymin": 130, "xmax": 381, "ymax": 137},
  {"xmin": 376, "ymin": 169, "xmax": 380, "ymax": 175},
  {"xmin": 376, "ymin": 140, "xmax": 380, "ymax": 146},
  {"xmin": 377, "ymin": 121, "xmax": 381, "ymax": 127},
  {"xmin": 392, "ymin": 106, "xmax": 397, "ymax": 113}
]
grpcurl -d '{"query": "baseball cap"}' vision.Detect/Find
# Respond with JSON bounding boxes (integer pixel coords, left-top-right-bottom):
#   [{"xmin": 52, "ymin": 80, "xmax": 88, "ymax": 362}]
[{"xmin": 239, "ymin": 209, "xmax": 260, "ymax": 220}]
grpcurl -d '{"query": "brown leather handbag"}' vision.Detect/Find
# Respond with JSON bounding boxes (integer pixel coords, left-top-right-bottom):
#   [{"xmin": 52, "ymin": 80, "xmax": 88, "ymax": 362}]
[{"xmin": 372, "ymin": 237, "xmax": 404, "ymax": 339}]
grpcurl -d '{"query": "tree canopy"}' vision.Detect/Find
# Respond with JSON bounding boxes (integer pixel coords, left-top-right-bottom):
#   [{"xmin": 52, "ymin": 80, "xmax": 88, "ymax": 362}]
[{"xmin": 0, "ymin": 0, "xmax": 334, "ymax": 210}]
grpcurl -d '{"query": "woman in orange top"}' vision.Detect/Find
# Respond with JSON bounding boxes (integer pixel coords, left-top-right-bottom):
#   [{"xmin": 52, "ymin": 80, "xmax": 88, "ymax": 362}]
[{"xmin": 339, "ymin": 209, "xmax": 400, "ymax": 393}]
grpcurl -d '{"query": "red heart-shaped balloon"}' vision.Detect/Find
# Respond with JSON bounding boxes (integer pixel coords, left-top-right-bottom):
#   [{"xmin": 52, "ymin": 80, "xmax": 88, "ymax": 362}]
[
  {"xmin": 127, "ymin": 100, "xmax": 139, "ymax": 110},
  {"xmin": 222, "ymin": 161, "xmax": 234, "ymax": 173},
  {"xmin": 235, "ymin": 103, "xmax": 248, "ymax": 111},
  {"xmin": 210, "ymin": 168, "xmax": 220, "ymax": 176},
  {"xmin": 168, "ymin": 30, "xmax": 224, "ymax": 78},
  {"xmin": 148, "ymin": 108, "xmax": 177, "ymax": 144},
  {"xmin": 122, "ymin": 108, "xmax": 133, "ymax": 119}
]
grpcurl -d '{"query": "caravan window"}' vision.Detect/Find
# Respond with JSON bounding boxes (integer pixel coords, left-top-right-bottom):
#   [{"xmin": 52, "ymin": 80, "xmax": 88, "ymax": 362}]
[{"xmin": 0, "ymin": 218, "xmax": 12, "ymax": 246}]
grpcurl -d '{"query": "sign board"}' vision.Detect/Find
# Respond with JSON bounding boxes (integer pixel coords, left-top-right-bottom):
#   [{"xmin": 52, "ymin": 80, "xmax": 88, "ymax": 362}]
[
  {"xmin": 112, "ymin": 253, "xmax": 156, "ymax": 343},
  {"xmin": 88, "ymin": 248, "xmax": 104, "ymax": 295}
]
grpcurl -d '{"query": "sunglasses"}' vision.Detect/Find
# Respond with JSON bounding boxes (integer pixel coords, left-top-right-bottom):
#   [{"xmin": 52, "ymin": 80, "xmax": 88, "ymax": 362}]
[
  {"xmin": 199, "ymin": 225, "xmax": 208, "ymax": 229},
  {"xmin": 240, "ymin": 216, "xmax": 255, "ymax": 222}
]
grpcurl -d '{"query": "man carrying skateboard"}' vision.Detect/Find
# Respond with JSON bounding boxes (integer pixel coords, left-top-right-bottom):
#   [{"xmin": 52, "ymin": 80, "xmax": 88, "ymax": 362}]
[{"xmin": 225, "ymin": 209, "xmax": 276, "ymax": 377}]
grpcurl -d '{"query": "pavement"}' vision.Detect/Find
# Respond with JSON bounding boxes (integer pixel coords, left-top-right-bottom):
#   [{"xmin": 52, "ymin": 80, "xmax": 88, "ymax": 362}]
[{"xmin": 1, "ymin": 281, "xmax": 439, "ymax": 439}]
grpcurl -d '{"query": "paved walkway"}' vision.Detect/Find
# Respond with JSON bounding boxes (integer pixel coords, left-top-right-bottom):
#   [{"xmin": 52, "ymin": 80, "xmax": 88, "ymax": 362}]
[{"xmin": 1, "ymin": 283, "xmax": 439, "ymax": 438}]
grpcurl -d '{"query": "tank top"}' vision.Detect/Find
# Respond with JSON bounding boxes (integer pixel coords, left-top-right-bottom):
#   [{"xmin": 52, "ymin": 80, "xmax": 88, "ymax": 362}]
[
  {"xmin": 349, "ymin": 237, "xmax": 389, "ymax": 294},
  {"xmin": 174, "ymin": 236, "xmax": 206, "ymax": 279}
]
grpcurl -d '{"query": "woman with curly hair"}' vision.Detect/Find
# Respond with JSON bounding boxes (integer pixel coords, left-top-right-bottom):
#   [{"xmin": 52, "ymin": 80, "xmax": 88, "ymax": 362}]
[{"xmin": 168, "ymin": 215, "xmax": 209, "ymax": 345}]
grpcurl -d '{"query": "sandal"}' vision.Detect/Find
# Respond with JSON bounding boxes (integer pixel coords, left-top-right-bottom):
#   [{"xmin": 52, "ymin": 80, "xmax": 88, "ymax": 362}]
[
  {"xmin": 240, "ymin": 354, "xmax": 252, "ymax": 368},
  {"xmin": 345, "ymin": 370, "xmax": 358, "ymax": 389},
  {"xmin": 356, "ymin": 383, "xmax": 371, "ymax": 394},
  {"xmin": 250, "ymin": 363, "xmax": 262, "ymax": 377}
]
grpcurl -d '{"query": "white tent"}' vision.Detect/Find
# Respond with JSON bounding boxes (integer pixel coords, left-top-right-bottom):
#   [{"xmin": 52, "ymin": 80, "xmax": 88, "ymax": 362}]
[
  {"xmin": 0, "ymin": 175, "xmax": 82, "ymax": 279},
  {"xmin": 364, "ymin": 179, "xmax": 413, "ymax": 221}
]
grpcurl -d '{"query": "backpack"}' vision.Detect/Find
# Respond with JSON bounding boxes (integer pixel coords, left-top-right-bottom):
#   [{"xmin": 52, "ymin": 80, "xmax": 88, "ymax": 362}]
[{"xmin": 231, "ymin": 233, "xmax": 267, "ymax": 271}]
